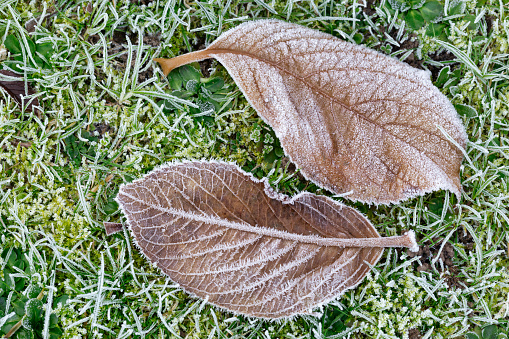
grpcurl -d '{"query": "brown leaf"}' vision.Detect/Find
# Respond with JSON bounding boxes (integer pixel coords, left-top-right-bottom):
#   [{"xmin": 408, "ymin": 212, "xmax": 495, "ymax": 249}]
[
  {"xmin": 104, "ymin": 222, "xmax": 124, "ymax": 235},
  {"xmin": 115, "ymin": 160, "xmax": 418, "ymax": 318},
  {"xmin": 0, "ymin": 70, "xmax": 39, "ymax": 113},
  {"xmin": 155, "ymin": 20, "xmax": 467, "ymax": 204}
]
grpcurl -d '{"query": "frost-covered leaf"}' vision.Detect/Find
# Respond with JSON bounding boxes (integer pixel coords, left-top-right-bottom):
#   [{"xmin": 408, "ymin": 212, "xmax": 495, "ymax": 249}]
[
  {"xmin": 115, "ymin": 160, "xmax": 418, "ymax": 318},
  {"xmin": 419, "ymin": 1, "xmax": 443, "ymax": 22},
  {"xmin": 155, "ymin": 20, "xmax": 467, "ymax": 204},
  {"xmin": 449, "ymin": 1, "xmax": 466, "ymax": 15},
  {"xmin": 0, "ymin": 70, "xmax": 39, "ymax": 112},
  {"xmin": 4, "ymin": 35, "xmax": 22, "ymax": 54},
  {"xmin": 454, "ymin": 103, "xmax": 477, "ymax": 118},
  {"xmin": 426, "ymin": 23, "xmax": 447, "ymax": 39},
  {"xmin": 482, "ymin": 325, "xmax": 498, "ymax": 339},
  {"xmin": 405, "ymin": 9, "xmax": 425, "ymax": 30}
]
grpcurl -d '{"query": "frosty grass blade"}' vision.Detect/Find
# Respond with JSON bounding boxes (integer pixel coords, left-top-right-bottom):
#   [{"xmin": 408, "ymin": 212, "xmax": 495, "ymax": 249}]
[
  {"xmin": 114, "ymin": 160, "xmax": 418, "ymax": 319},
  {"xmin": 155, "ymin": 19, "xmax": 468, "ymax": 204}
]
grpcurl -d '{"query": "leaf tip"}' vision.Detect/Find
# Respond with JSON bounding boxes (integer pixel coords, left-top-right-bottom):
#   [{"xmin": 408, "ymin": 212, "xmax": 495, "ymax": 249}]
[
  {"xmin": 104, "ymin": 222, "xmax": 124, "ymax": 236},
  {"xmin": 452, "ymin": 180, "xmax": 463, "ymax": 199},
  {"xmin": 405, "ymin": 230, "xmax": 419, "ymax": 253}
]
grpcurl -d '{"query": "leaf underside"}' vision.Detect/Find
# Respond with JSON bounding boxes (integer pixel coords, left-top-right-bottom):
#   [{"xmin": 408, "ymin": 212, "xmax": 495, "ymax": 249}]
[
  {"xmin": 115, "ymin": 161, "xmax": 420, "ymax": 318},
  {"xmin": 156, "ymin": 20, "xmax": 467, "ymax": 204},
  {"xmin": 0, "ymin": 70, "xmax": 39, "ymax": 112}
]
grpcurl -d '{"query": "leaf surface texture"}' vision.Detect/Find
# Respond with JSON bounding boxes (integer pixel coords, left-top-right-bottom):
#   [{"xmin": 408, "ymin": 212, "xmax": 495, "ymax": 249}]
[
  {"xmin": 116, "ymin": 161, "xmax": 417, "ymax": 318},
  {"xmin": 156, "ymin": 20, "xmax": 467, "ymax": 204}
]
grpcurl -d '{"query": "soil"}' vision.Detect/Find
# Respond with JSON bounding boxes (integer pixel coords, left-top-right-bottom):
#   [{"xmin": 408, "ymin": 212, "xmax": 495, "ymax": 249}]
[
  {"xmin": 362, "ymin": 0, "xmax": 377, "ymax": 16},
  {"xmin": 457, "ymin": 228, "xmax": 475, "ymax": 251},
  {"xmin": 427, "ymin": 50, "xmax": 457, "ymax": 82},
  {"xmin": 93, "ymin": 123, "xmax": 112, "ymax": 138},
  {"xmin": 131, "ymin": 0, "xmax": 153, "ymax": 5},
  {"xmin": 406, "ymin": 239, "xmax": 455, "ymax": 269},
  {"xmin": 85, "ymin": 2, "xmax": 93, "ymax": 13},
  {"xmin": 406, "ymin": 236, "xmax": 466, "ymax": 290},
  {"xmin": 112, "ymin": 29, "xmax": 128, "ymax": 45},
  {"xmin": 199, "ymin": 59, "xmax": 214, "ymax": 78},
  {"xmin": 409, "ymin": 328, "xmax": 422, "ymax": 339},
  {"xmin": 142, "ymin": 33, "xmax": 161, "ymax": 48},
  {"xmin": 397, "ymin": 34, "xmax": 423, "ymax": 69},
  {"xmin": 486, "ymin": 15, "xmax": 494, "ymax": 35},
  {"xmin": 380, "ymin": 27, "xmax": 424, "ymax": 69}
]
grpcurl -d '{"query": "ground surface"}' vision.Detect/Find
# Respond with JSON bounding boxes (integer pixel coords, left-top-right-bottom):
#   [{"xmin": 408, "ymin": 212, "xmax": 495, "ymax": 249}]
[{"xmin": 0, "ymin": 0, "xmax": 508, "ymax": 338}]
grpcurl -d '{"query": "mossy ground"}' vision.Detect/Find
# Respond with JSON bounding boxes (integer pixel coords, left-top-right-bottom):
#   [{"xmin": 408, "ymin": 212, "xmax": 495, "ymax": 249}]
[{"xmin": 0, "ymin": 0, "xmax": 508, "ymax": 338}]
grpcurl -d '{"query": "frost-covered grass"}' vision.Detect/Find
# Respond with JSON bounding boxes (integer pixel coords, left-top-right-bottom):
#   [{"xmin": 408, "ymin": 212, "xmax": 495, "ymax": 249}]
[{"xmin": 0, "ymin": 0, "xmax": 508, "ymax": 338}]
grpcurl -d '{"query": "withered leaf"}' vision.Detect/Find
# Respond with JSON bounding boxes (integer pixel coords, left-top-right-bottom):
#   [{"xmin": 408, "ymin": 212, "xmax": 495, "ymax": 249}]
[
  {"xmin": 0, "ymin": 70, "xmax": 39, "ymax": 113},
  {"xmin": 115, "ymin": 160, "xmax": 418, "ymax": 318},
  {"xmin": 104, "ymin": 222, "xmax": 124, "ymax": 235},
  {"xmin": 156, "ymin": 20, "xmax": 467, "ymax": 204}
]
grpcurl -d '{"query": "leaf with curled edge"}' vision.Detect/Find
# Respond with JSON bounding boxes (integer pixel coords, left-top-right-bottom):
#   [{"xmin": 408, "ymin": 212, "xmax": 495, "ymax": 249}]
[
  {"xmin": 115, "ymin": 160, "xmax": 418, "ymax": 319},
  {"xmin": 155, "ymin": 20, "xmax": 467, "ymax": 204}
]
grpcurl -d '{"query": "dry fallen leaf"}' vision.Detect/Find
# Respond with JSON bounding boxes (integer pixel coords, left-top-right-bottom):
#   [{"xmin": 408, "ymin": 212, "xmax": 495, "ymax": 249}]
[
  {"xmin": 115, "ymin": 160, "xmax": 418, "ymax": 318},
  {"xmin": 104, "ymin": 222, "xmax": 123, "ymax": 235},
  {"xmin": 155, "ymin": 20, "xmax": 467, "ymax": 204},
  {"xmin": 0, "ymin": 70, "xmax": 39, "ymax": 113}
]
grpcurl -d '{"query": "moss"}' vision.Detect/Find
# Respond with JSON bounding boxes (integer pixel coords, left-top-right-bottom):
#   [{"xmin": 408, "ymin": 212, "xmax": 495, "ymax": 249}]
[{"xmin": 348, "ymin": 265, "xmax": 436, "ymax": 338}]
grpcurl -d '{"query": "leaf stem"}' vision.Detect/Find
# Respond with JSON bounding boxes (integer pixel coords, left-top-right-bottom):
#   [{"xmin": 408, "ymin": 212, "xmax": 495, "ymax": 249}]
[
  {"xmin": 324, "ymin": 231, "xmax": 418, "ymax": 252},
  {"xmin": 155, "ymin": 49, "xmax": 212, "ymax": 76},
  {"xmin": 4, "ymin": 319, "xmax": 22, "ymax": 338}
]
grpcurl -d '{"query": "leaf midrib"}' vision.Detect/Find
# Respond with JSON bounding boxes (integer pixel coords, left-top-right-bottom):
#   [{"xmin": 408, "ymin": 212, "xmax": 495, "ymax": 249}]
[
  {"xmin": 120, "ymin": 190, "xmax": 396, "ymax": 248},
  {"xmin": 207, "ymin": 47, "xmax": 456, "ymax": 188}
]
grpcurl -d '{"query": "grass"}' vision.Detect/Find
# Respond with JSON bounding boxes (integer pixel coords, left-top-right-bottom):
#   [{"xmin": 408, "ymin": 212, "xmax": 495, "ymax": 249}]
[{"xmin": 0, "ymin": 0, "xmax": 508, "ymax": 338}]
